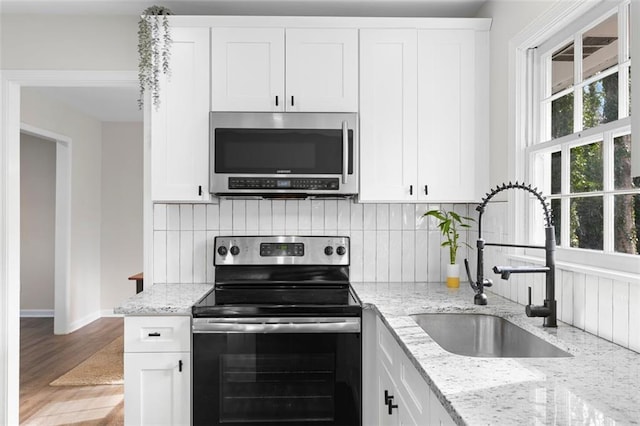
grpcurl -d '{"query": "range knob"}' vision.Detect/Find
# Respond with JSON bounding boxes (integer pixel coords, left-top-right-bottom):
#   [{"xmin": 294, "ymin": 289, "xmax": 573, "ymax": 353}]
[
  {"xmin": 336, "ymin": 246, "xmax": 346, "ymax": 256},
  {"xmin": 324, "ymin": 246, "xmax": 334, "ymax": 256},
  {"xmin": 217, "ymin": 246, "xmax": 228, "ymax": 256},
  {"xmin": 230, "ymin": 246, "xmax": 240, "ymax": 256}
]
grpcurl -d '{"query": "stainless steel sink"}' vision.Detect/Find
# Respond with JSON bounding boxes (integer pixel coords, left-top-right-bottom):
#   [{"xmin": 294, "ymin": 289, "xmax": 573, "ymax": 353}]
[{"xmin": 410, "ymin": 313, "xmax": 572, "ymax": 358}]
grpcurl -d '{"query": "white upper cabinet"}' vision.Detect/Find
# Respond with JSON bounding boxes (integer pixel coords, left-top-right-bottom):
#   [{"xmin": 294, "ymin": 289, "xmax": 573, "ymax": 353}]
[
  {"xmin": 285, "ymin": 29, "xmax": 358, "ymax": 112},
  {"xmin": 359, "ymin": 26, "xmax": 488, "ymax": 203},
  {"xmin": 212, "ymin": 27, "xmax": 358, "ymax": 112},
  {"xmin": 359, "ymin": 29, "xmax": 418, "ymax": 202},
  {"xmin": 151, "ymin": 27, "xmax": 210, "ymax": 202},
  {"xmin": 211, "ymin": 27, "xmax": 285, "ymax": 111},
  {"xmin": 417, "ymin": 29, "xmax": 477, "ymax": 202}
]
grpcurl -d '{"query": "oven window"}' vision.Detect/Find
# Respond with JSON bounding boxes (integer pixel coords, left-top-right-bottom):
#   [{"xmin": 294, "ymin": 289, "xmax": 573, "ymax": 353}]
[
  {"xmin": 214, "ymin": 128, "xmax": 353, "ymax": 174},
  {"xmin": 220, "ymin": 353, "xmax": 335, "ymax": 423}
]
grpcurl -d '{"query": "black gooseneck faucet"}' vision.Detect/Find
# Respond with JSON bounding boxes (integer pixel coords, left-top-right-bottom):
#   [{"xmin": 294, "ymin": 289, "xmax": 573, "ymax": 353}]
[{"xmin": 464, "ymin": 181, "xmax": 558, "ymax": 328}]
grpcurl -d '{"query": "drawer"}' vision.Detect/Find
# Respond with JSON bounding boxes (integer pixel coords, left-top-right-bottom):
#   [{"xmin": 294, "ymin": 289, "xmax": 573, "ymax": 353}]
[{"xmin": 125, "ymin": 316, "xmax": 191, "ymax": 353}]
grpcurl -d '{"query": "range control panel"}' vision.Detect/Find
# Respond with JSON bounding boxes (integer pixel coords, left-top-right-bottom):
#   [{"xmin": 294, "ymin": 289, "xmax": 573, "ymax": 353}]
[
  {"xmin": 214, "ymin": 236, "xmax": 349, "ymax": 266},
  {"xmin": 228, "ymin": 177, "xmax": 339, "ymax": 191}
]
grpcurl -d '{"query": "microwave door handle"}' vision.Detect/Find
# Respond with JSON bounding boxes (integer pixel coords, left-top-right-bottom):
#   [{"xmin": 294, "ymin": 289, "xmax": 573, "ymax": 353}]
[{"xmin": 342, "ymin": 120, "xmax": 349, "ymax": 184}]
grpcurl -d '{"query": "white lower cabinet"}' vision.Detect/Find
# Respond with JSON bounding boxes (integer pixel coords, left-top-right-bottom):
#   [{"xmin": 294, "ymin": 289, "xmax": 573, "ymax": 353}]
[
  {"xmin": 124, "ymin": 316, "xmax": 191, "ymax": 426},
  {"xmin": 363, "ymin": 310, "xmax": 455, "ymax": 425}
]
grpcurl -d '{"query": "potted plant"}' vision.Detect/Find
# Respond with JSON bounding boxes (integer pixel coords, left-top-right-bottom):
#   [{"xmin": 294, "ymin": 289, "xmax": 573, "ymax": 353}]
[
  {"xmin": 138, "ymin": 5, "xmax": 173, "ymax": 109},
  {"xmin": 423, "ymin": 208, "xmax": 474, "ymax": 288}
]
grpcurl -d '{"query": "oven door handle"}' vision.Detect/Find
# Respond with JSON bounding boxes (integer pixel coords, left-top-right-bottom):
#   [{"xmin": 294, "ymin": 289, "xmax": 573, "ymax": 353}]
[{"xmin": 193, "ymin": 317, "xmax": 360, "ymax": 333}]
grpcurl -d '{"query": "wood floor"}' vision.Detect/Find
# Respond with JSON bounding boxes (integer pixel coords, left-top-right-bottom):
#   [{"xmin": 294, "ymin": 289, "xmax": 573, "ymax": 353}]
[{"xmin": 20, "ymin": 317, "xmax": 124, "ymax": 425}]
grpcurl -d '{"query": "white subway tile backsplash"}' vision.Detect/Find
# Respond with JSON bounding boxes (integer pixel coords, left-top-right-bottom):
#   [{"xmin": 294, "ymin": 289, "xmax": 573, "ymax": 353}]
[
  {"xmin": 376, "ymin": 230, "xmax": 389, "ymax": 282},
  {"xmin": 246, "ymin": 200, "xmax": 260, "ymax": 231},
  {"xmin": 388, "ymin": 231, "xmax": 402, "ymax": 282},
  {"xmin": 154, "ymin": 204, "xmax": 167, "ymax": 230},
  {"xmin": 219, "ymin": 199, "xmax": 233, "ymax": 230},
  {"xmin": 154, "ymin": 200, "xmax": 640, "ymax": 353},
  {"xmin": 193, "ymin": 205, "xmax": 206, "ymax": 231},
  {"xmin": 166, "ymin": 231, "xmax": 180, "ymax": 282},
  {"xmin": 298, "ymin": 200, "xmax": 312, "ymax": 231},
  {"xmin": 153, "ymin": 231, "xmax": 167, "ymax": 283},
  {"xmin": 363, "ymin": 230, "xmax": 377, "ymax": 282},
  {"xmin": 193, "ymin": 231, "xmax": 207, "ymax": 283},
  {"xmin": 206, "ymin": 204, "xmax": 219, "ymax": 230},
  {"xmin": 167, "ymin": 205, "xmax": 180, "ymax": 230},
  {"xmin": 232, "ymin": 200, "xmax": 246, "ymax": 231},
  {"xmin": 285, "ymin": 200, "xmax": 299, "ymax": 233},
  {"xmin": 324, "ymin": 200, "xmax": 338, "ymax": 230},
  {"xmin": 180, "ymin": 205, "xmax": 193, "ymax": 230},
  {"xmin": 180, "ymin": 231, "xmax": 193, "ymax": 283}
]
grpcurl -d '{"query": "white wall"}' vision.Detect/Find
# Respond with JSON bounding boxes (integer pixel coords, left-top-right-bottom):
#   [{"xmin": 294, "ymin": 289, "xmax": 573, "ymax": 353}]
[
  {"xmin": 21, "ymin": 88, "xmax": 103, "ymax": 330},
  {"xmin": 0, "ymin": 15, "xmax": 137, "ymax": 70},
  {"xmin": 101, "ymin": 122, "xmax": 143, "ymax": 312},
  {"xmin": 20, "ymin": 133, "xmax": 56, "ymax": 312},
  {"xmin": 475, "ymin": 1, "xmax": 555, "ymax": 185},
  {"xmin": 152, "ymin": 201, "xmax": 475, "ymax": 285}
]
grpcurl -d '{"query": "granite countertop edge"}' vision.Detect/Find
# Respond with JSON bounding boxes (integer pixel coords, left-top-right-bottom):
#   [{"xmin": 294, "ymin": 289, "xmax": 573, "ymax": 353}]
[{"xmin": 113, "ymin": 283, "xmax": 214, "ymax": 315}]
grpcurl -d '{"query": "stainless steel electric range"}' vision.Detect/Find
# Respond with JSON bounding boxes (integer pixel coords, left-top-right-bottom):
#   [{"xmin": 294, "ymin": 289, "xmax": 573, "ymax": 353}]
[{"xmin": 192, "ymin": 236, "xmax": 362, "ymax": 426}]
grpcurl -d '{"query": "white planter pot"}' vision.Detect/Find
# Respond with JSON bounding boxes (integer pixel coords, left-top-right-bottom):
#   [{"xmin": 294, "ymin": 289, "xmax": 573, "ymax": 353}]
[{"xmin": 446, "ymin": 263, "xmax": 460, "ymax": 288}]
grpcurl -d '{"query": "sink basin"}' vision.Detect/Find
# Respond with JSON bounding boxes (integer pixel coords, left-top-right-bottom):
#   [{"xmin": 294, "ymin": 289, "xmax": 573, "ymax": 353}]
[{"xmin": 410, "ymin": 313, "xmax": 571, "ymax": 358}]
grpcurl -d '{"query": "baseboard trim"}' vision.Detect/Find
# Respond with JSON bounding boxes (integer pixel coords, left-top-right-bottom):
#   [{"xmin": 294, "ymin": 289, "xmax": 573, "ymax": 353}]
[
  {"xmin": 20, "ymin": 309, "xmax": 54, "ymax": 318},
  {"xmin": 101, "ymin": 309, "xmax": 123, "ymax": 318},
  {"xmin": 66, "ymin": 311, "xmax": 101, "ymax": 333}
]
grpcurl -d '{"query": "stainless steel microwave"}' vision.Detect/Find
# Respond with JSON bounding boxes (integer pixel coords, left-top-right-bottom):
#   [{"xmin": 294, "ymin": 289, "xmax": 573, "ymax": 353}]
[{"xmin": 209, "ymin": 112, "xmax": 358, "ymax": 198}]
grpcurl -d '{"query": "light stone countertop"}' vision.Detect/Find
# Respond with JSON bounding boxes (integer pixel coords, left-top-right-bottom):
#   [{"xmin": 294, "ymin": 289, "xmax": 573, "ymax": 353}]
[
  {"xmin": 113, "ymin": 283, "xmax": 213, "ymax": 315},
  {"xmin": 351, "ymin": 282, "xmax": 640, "ymax": 425}
]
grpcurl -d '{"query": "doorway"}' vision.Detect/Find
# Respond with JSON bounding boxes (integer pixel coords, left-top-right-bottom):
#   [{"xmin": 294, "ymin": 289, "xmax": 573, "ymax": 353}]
[{"xmin": 20, "ymin": 126, "xmax": 72, "ymax": 335}]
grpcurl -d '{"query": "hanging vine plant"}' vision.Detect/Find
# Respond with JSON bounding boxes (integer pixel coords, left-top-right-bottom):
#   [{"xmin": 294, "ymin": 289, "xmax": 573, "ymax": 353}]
[{"xmin": 138, "ymin": 5, "xmax": 173, "ymax": 109}]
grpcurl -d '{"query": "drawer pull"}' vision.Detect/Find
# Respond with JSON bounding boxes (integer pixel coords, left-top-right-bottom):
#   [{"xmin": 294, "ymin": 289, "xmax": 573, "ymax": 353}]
[
  {"xmin": 178, "ymin": 360, "xmax": 183, "ymax": 372},
  {"xmin": 148, "ymin": 332, "xmax": 161, "ymax": 337}
]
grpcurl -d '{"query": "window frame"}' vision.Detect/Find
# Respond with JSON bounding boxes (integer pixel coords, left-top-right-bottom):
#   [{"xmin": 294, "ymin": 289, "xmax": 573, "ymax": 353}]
[{"xmin": 523, "ymin": 0, "xmax": 639, "ymax": 274}]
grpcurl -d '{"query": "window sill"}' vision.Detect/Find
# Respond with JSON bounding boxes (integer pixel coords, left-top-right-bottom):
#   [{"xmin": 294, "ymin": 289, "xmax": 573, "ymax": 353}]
[{"xmin": 508, "ymin": 251, "xmax": 640, "ymax": 284}]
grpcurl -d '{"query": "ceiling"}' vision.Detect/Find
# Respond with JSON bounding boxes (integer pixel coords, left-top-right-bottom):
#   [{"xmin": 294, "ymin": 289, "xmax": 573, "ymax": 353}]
[
  {"xmin": 0, "ymin": 0, "xmax": 488, "ymax": 18},
  {"xmin": 6, "ymin": 0, "xmax": 487, "ymax": 123}
]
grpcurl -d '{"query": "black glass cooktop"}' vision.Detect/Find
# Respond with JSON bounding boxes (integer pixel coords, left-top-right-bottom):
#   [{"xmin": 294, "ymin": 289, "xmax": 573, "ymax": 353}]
[{"xmin": 192, "ymin": 265, "xmax": 362, "ymax": 318}]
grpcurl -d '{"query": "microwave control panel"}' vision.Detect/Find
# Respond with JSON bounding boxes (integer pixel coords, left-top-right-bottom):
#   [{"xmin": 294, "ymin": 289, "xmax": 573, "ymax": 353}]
[{"xmin": 228, "ymin": 177, "xmax": 339, "ymax": 191}]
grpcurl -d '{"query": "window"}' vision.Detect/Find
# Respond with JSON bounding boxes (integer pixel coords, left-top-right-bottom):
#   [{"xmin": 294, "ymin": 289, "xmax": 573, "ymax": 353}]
[{"xmin": 527, "ymin": 1, "xmax": 639, "ymax": 262}]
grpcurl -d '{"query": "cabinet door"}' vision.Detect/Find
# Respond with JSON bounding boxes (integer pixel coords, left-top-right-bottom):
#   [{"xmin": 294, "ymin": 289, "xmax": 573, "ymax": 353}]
[
  {"xmin": 417, "ymin": 29, "xmax": 476, "ymax": 202},
  {"xmin": 151, "ymin": 27, "xmax": 210, "ymax": 202},
  {"xmin": 124, "ymin": 352, "xmax": 190, "ymax": 426},
  {"xmin": 211, "ymin": 27, "xmax": 285, "ymax": 111},
  {"xmin": 359, "ymin": 29, "xmax": 418, "ymax": 202},
  {"xmin": 286, "ymin": 28, "xmax": 358, "ymax": 112},
  {"xmin": 429, "ymin": 391, "xmax": 456, "ymax": 426},
  {"xmin": 377, "ymin": 359, "xmax": 399, "ymax": 426}
]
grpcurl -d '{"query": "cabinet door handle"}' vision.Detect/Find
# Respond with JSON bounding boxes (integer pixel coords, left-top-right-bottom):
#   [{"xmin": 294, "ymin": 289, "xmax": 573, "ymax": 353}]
[
  {"xmin": 178, "ymin": 360, "xmax": 183, "ymax": 372},
  {"xmin": 198, "ymin": 185, "xmax": 202, "ymax": 196},
  {"xmin": 384, "ymin": 390, "xmax": 393, "ymax": 405},
  {"xmin": 291, "ymin": 95, "xmax": 295, "ymax": 107},
  {"xmin": 148, "ymin": 332, "xmax": 161, "ymax": 337},
  {"xmin": 424, "ymin": 185, "xmax": 428, "ymax": 195},
  {"xmin": 275, "ymin": 95, "xmax": 279, "ymax": 106},
  {"xmin": 409, "ymin": 185, "xmax": 413, "ymax": 195},
  {"xmin": 388, "ymin": 401, "xmax": 398, "ymax": 415}
]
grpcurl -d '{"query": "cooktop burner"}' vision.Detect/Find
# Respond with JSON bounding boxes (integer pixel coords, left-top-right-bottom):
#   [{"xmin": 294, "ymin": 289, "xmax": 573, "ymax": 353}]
[{"xmin": 192, "ymin": 236, "xmax": 361, "ymax": 318}]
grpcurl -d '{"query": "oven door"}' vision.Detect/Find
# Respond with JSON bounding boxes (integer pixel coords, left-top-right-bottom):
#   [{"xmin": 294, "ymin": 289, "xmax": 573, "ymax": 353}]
[
  {"xmin": 193, "ymin": 317, "xmax": 361, "ymax": 426},
  {"xmin": 209, "ymin": 112, "xmax": 358, "ymax": 195}
]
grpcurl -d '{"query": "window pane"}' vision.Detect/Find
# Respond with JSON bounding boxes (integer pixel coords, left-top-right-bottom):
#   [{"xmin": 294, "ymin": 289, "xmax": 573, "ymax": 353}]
[
  {"xmin": 614, "ymin": 134, "xmax": 638, "ymax": 189},
  {"xmin": 583, "ymin": 72, "xmax": 618, "ymax": 129},
  {"xmin": 551, "ymin": 151, "xmax": 562, "ymax": 194},
  {"xmin": 552, "ymin": 42, "xmax": 574, "ymax": 94},
  {"xmin": 552, "ymin": 93, "xmax": 574, "ymax": 138},
  {"xmin": 582, "ymin": 14, "xmax": 618, "ymax": 81},
  {"xmin": 551, "ymin": 198, "xmax": 561, "ymax": 245},
  {"xmin": 614, "ymin": 194, "xmax": 640, "ymax": 255},
  {"xmin": 570, "ymin": 141, "xmax": 603, "ymax": 192},
  {"xmin": 570, "ymin": 196, "xmax": 603, "ymax": 250}
]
